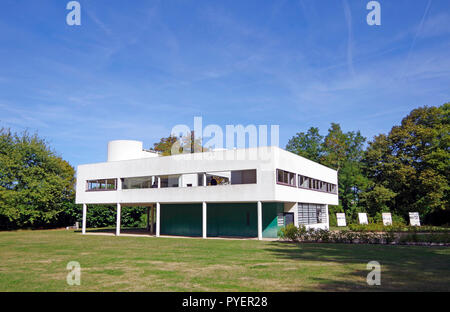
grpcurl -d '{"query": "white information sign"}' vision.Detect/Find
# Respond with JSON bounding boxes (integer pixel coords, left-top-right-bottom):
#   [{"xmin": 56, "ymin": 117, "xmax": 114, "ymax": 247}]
[
  {"xmin": 358, "ymin": 213, "xmax": 368, "ymax": 225},
  {"xmin": 336, "ymin": 213, "xmax": 347, "ymax": 227},
  {"xmin": 382, "ymin": 213, "xmax": 392, "ymax": 226},
  {"xmin": 409, "ymin": 212, "xmax": 421, "ymax": 226},
  {"xmin": 277, "ymin": 213, "xmax": 284, "ymax": 227}
]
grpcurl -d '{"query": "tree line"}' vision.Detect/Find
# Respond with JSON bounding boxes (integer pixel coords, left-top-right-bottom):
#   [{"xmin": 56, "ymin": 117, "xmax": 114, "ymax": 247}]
[
  {"xmin": 286, "ymin": 103, "xmax": 449, "ymax": 225},
  {"xmin": 0, "ymin": 103, "xmax": 448, "ymax": 229},
  {"xmin": 0, "ymin": 129, "xmax": 147, "ymax": 229}
]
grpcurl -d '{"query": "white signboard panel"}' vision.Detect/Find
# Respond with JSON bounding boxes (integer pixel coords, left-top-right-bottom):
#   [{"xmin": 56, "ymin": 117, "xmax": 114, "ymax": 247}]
[
  {"xmin": 336, "ymin": 213, "xmax": 346, "ymax": 227},
  {"xmin": 358, "ymin": 213, "xmax": 368, "ymax": 225},
  {"xmin": 409, "ymin": 212, "xmax": 421, "ymax": 226},
  {"xmin": 277, "ymin": 213, "xmax": 284, "ymax": 227},
  {"xmin": 382, "ymin": 213, "xmax": 392, "ymax": 226}
]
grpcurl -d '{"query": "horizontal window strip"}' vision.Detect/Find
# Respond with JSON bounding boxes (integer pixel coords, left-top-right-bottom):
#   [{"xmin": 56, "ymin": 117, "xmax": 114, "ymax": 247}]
[{"xmin": 276, "ymin": 169, "xmax": 337, "ymax": 195}]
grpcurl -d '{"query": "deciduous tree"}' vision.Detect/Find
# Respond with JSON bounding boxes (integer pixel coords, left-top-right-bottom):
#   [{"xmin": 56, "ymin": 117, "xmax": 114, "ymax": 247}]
[
  {"xmin": 286, "ymin": 127, "xmax": 324, "ymax": 163},
  {"xmin": 0, "ymin": 128, "xmax": 75, "ymax": 229},
  {"xmin": 364, "ymin": 103, "xmax": 449, "ymax": 222}
]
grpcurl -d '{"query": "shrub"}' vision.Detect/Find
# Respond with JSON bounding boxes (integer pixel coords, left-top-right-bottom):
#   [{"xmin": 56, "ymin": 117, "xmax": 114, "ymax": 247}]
[
  {"xmin": 278, "ymin": 224, "xmax": 299, "ymax": 241},
  {"xmin": 297, "ymin": 225, "xmax": 308, "ymax": 240},
  {"xmin": 279, "ymin": 225, "xmax": 450, "ymax": 245},
  {"xmin": 316, "ymin": 229, "xmax": 331, "ymax": 242},
  {"xmin": 348, "ymin": 223, "xmax": 450, "ymax": 233},
  {"xmin": 384, "ymin": 230, "xmax": 396, "ymax": 244}
]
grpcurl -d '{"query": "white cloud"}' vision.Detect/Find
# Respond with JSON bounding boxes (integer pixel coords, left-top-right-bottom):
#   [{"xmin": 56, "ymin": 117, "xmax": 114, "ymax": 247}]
[{"xmin": 418, "ymin": 13, "xmax": 450, "ymax": 38}]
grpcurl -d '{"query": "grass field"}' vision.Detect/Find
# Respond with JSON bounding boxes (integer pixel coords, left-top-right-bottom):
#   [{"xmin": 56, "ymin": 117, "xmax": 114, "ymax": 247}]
[{"xmin": 0, "ymin": 229, "xmax": 449, "ymax": 291}]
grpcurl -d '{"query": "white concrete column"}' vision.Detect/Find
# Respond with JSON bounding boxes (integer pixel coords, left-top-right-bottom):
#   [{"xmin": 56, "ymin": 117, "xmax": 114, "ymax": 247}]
[
  {"xmin": 116, "ymin": 203, "xmax": 121, "ymax": 236},
  {"xmin": 293, "ymin": 203, "xmax": 299, "ymax": 227},
  {"xmin": 203, "ymin": 173, "xmax": 207, "ymax": 186},
  {"xmin": 325, "ymin": 204, "xmax": 330, "ymax": 230},
  {"xmin": 156, "ymin": 202, "xmax": 160, "ymax": 237},
  {"xmin": 157, "ymin": 176, "xmax": 161, "ymax": 188},
  {"xmin": 82, "ymin": 204, "xmax": 87, "ymax": 235},
  {"xmin": 202, "ymin": 202, "xmax": 207, "ymax": 239},
  {"xmin": 257, "ymin": 201, "xmax": 262, "ymax": 240}
]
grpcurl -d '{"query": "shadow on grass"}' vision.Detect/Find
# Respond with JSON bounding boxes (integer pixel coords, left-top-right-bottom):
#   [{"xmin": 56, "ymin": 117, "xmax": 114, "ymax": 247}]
[
  {"xmin": 264, "ymin": 241, "xmax": 450, "ymax": 291},
  {"xmin": 75, "ymin": 228, "xmax": 256, "ymax": 240},
  {"xmin": 74, "ymin": 227, "xmax": 154, "ymax": 236}
]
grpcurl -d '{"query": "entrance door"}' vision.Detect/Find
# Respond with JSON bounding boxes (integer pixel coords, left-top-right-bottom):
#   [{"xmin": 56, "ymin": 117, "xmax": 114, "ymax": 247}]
[{"xmin": 284, "ymin": 213, "xmax": 294, "ymax": 226}]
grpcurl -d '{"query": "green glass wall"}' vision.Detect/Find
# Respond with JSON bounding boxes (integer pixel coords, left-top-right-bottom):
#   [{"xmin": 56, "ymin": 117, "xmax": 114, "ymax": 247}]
[
  {"xmin": 262, "ymin": 202, "xmax": 284, "ymax": 238},
  {"xmin": 160, "ymin": 204, "xmax": 202, "ymax": 237},
  {"xmin": 160, "ymin": 202, "xmax": 284, "ymax": 238},
  {"xmin": 207, "ymin": 203, "xmax": 258, "ymax": 237}
]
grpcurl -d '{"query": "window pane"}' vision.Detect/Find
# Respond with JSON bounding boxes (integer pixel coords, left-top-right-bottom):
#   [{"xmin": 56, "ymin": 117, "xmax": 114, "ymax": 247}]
[
  {"xmin": 298, "ymin": 203, "xmax": 326, "ymax": 225},
  {"xmin": 231, "ymin": 169, "xmax": 256, "ymax": 184},
  {"xmin": 206, "ymin": 173, "xmax": 230, "ymax": 186},
  {"xmin": 198, "ymin": 173, "xmax": 204, "ymax": 186},
  {"xmin": 298, "ymin": 203, "xmax": 308, "ymax": 225},
  {"xmin": 87, "ymin": 179, "xmax": 117, "ymax": 191},
  {"xmin": 122, "ymin": 176, "xmax": 156, "ymax": 189},
  {"xmin": 277, "ymin": 170, "xmax": 283, "ymax": 183},
  {"xmin": 276, "ymin": 169, "xmax": 297, "ymax": 186},
  {"xmin": 160, "ymin": 175, "xmax": 180, "ymax": 188},
  {"xmin": 106, "ymin": 179, "xmax": 116, "ymax": 189},
  {"xmin": 317, "ymin": 205, "xmax": 323, "ymax": 223},
  {"xmin": 289, "ymin": 173, "xmax": 296, "ymax": 186},
  {"xmin": 160, "ymin": 176, "xmax": 168, "ymax": 188}
]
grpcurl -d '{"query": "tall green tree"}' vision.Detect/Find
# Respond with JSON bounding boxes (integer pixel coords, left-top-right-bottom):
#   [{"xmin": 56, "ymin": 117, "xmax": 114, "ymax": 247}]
[
  {"xmin": 322, "ymin": 124, "xmax": 368, "ymax": 219},
  {"xmin": 151, "ymin": 131, "xmax": 207, "ymax": 156},
  {"xmin": 286, "ymin": 123, "xmax": 368, "ymax": 220},
  {"xmin": 0, "ymin": 128, "xmax": 76, "ymax": 229},
  {"xmin": 151, "ymin": 135, "xmax": 179, "ymax": 156},
  {"xmin": 286, "ymin": 127, "xmax": 324, "ymax": 163},
  {"xmin": 364, "ymin": 104, "xmax": 449, "ymax": 223}
]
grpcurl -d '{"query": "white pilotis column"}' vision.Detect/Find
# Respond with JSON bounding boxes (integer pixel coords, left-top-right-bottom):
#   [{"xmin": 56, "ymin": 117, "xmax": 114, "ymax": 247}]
[
  {"xmin": 156, "ymin": 202, "xmax": 160, "ymax": 237},
  {"xmin": 202, "ymin": 202, "xmax": 207, "ymax": 239},
  {"xmin": 82, "ymin": 204, "xmax": 87, "ymax": 235},
  {"xmin": 116, "ymin": 203, "xmax": 121, "ymax": 236},
  {"xmin": 257, "ymin": 201, "xmax": 263, "ymax": 240}
]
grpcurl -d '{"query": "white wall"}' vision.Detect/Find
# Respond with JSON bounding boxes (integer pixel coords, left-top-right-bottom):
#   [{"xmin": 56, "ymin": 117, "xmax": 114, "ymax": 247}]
[
  {"xmin": 274, "ymin": 147, "xmax": 339, "ymax": 206},
  {"xmin": 76, "ymin": 146, "xmax": 339, "ymax": 208},
  {"xmin": 180, "ymin": 173, "xmax": 198, "ymax": 187},
  {"xmin": 107, "ymin": 140, "xmax": 159, "ymax": 162}
]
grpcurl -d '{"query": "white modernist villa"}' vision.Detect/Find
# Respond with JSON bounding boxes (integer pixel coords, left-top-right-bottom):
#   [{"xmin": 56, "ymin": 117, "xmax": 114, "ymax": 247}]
[{"xmin": 76, "ymin": 140, "xmax": 339, "ymax": 239}]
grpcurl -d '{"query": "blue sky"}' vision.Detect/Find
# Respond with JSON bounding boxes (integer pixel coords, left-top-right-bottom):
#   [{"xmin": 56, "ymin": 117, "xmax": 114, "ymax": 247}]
[{"xmin": 0, "ymin": 0, "xmax": 449, "ymax": 168}]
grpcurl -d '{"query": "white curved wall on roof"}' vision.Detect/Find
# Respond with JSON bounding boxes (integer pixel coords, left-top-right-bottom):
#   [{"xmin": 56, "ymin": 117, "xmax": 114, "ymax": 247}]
[{"xmin": 107, "ymin": 140, "xmax": 158, "ymax": 162}]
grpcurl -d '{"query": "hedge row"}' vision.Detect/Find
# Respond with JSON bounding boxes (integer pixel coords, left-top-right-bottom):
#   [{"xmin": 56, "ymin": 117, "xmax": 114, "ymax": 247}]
[
  {"xmin": 278, "ymin": 224, "xmax": 450, "ymax": 245},
  {"xmin": 347, "ymin": 223, "xmax": 450, "ymax": 233}
]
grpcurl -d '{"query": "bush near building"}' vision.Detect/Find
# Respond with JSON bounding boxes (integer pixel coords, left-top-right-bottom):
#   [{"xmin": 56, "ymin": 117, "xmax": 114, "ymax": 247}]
[{"xmin": 278, "ymin": 224, "xmax": 450, "ymax": 245}]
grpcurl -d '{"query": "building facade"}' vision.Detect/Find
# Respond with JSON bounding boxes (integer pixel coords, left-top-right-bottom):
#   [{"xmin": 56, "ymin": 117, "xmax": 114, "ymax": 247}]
[{"xmin": 76, "ymin": 140, "xmax": 339, "ymax": 239}]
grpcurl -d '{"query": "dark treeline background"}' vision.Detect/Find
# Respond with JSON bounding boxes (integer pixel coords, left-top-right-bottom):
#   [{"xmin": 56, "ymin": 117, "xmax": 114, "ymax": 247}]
[
  {"xmin": 0, "ymin": 103, "xmax": 448, "ymax": 229},
  {"xmin": 287, "ymin": 103, "xmax": 449, "ymax": 225}
]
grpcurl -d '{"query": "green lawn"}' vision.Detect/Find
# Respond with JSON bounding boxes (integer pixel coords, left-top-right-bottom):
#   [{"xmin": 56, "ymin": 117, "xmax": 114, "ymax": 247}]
[{"xmin": 0, "ymin": 229, "xmax": 449, "ymax": 291}]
